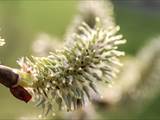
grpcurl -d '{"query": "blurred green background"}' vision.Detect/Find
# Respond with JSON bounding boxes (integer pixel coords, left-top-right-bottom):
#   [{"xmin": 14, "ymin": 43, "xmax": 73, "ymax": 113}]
[{"xmin": 0, "ymin": 0, "xmax": 160, "ymax": 119}]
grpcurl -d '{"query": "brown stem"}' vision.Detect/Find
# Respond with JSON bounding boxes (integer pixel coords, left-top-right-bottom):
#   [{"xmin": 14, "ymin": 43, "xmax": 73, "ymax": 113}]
[{"xmin": 0, "ymin": 65, "xmax": 19, "ymax": 88}]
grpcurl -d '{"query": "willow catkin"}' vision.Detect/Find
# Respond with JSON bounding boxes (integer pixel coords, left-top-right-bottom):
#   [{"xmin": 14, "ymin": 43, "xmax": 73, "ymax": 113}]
[{"xmin": 16, "ymin": 18, "xmax": 126, "ymax": 116}]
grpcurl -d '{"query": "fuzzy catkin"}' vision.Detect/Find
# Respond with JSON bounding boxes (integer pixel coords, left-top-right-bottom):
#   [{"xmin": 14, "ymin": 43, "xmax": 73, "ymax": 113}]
[
  {"xmin": 64, "ymin": 0, "xmax": 115, "ymax": 46},
  {"xmin": 17, "ymin": 18, "xmax": 126, "ymax": 116},
  {"xmin": 0, "ymin": 36, "xmax": 5, "ymax": 46},
  {"xmin": 0, "ymin": 36, "xmax": 5, "ymax": 64},
  {"xmin": 132, "ymin": 37, "xmax": 160, "ymax": 101}
]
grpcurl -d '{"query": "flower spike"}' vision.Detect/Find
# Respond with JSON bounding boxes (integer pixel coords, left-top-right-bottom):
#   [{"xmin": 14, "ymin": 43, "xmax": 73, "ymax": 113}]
[{"xmin": 17, "ymin": 18, "xmax": 126, "ymax": 116}]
